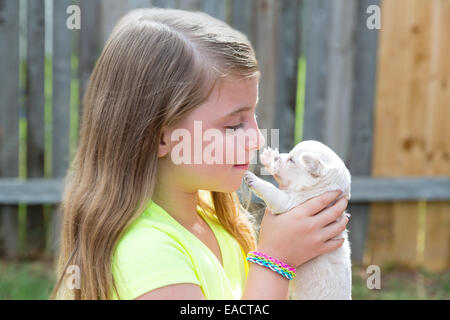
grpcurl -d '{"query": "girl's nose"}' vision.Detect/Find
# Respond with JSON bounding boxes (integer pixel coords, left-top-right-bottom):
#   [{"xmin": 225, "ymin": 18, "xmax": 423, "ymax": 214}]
[{"xmin": 246, "ymin": 126, "xmax": 265, "ymax": 152}]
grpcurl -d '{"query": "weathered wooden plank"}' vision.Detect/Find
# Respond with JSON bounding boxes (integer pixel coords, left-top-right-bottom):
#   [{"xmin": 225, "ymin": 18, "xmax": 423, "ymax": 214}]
[
  {"xmin": 351, "ymin": 177, "xmax": 450, "ymax": 201},
  {"xmin": 1, "ymin": 177, "xmax": 448, "ymax": 204},
  {"xmin": 0, "ymin": 179, "xmax": 64, "ymax": 204},
  {"xmin": 230, "ymin": 0, "xmax": 253, "ymax": 38},
  {"xmin": 324, "ymin": 0, "xmax": 357, "ymax": 159},
  {"xmin": 127, "ymin": 0, "xmax": 153, "ymax": 10},
  {"xmin": 79, "ymin": 0, "xmax": 101, "ymax": 119},
  {"xmin": 26, "ymin": 0, "xmax": 46, "ymax": 259},
  {"xmin": 53, "ymin": 0, "xmax": 72, "ymax": 178},
  {"xmin": 177, "ymin": 0, "xmax": 203, "ymax": 11},
  {"xmin": 0, "ymin": 0, "xmax": 20, "ymax": 259},
  {"xmin": 274, "ymin": 0, "xmax": 299, "ymax": 154},
  {"xmin": 50, "ymin": 0, "xmax": 73, "ymax": 257},
  {"xmin": 153, "ymin": 0, "xmax": 178, "ymax": 8},
  {"xmin": 99, "ymin": 0, "xmax": 129, "ymax": 48},
  {"xmin": 302, "ymin": 0, "xmax": 331, "ymax": 142},
  {"xmin": 346, "ymin": 0, "xmax": 380, "ymax": 264},
  {"xmin": 253, "ymin": 0, "xmax": 278, "ymax": 151},
  {"xmin": 202, "ymin": 0, "xmax": 228, "ymax": 22}
]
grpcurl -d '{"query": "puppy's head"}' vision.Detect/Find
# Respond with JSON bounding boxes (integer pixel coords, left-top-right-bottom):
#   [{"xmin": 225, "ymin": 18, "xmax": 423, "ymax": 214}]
[{"xmin": 260, "ymin": 140, "xmax": 351, "ymax": 199}]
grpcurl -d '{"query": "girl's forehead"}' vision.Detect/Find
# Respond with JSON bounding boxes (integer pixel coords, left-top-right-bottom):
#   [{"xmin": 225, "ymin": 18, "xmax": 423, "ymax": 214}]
[{"xmin": 198, "ymin": 77, "xmax": 259, "ymax": 117}]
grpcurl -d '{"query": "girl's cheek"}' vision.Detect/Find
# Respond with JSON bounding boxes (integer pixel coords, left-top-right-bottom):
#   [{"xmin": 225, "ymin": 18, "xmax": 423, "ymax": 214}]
[
  {"xmin": 199, "ymin": 131, "xmax": 232, "ymax": 166},
  {"xmin": 224, "ymin": 133, "xmax": 249, "ymax": 164},
  {"xmin": 223, "ymin": 134, "xmax": 236, "ymax": 165}
]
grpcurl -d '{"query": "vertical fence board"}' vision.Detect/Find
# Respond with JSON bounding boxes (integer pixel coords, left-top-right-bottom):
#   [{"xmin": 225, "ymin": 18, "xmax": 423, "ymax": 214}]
[
  {"xmin": 0, "ymin": 0, "xmax": 20, "ymax": 259},
  {"xmin": 49, "ymin": 0, "xmax": 72, "ymax": 257},
  {"xmin": 153, "ymin": 0, "xmax": 178, "ymax": 8},
  {"xmin": 26, "ymin": 0, "xmax": 46, "ymax": 259},
  {"xmin": 99, "ymin": 0, "xmax": 129, "ymax": 49},
  {"xmin": 423, "ymin": 0, "xmax": 450, "ymax": 272},
  {"xmin": 202, "ymin": 0, "xmax": 228, "ymax": 22},
  {"xmin": 369, "ymin": 0, "xmax": 416, "ymax": 268},
  {"xmin": 302, "ymin": 0, "xmax": 331, "ymax": 142},
  {"xmin": 346, "ymin": 0, "xmax": 379, "ymax": 264},
  {"xmin": 127, "ymin": 0, "xmax": 153, "ymax": 10},
  {"xmin": 391, "ymin": 0, "xmax": 430, "ymax": 269},
  {"xmin": 253, "ymin": 0, "xmax": 278, "ymax": 149},
  {"xmin": 324, "ymin": 0, "xmax": 357, "ymax": 158},
  {"xmin": 230, "ymin": 0, "xmax": 253, "ymax": 39},
  {"xmin": 177, "ymin": 0, "xmax": 203, "ymax": 11},
  {"xmin": 79, "ymin": 0, "xmax": 101, "ymax": 120},
  {"xmin": 274, "ymin": 0, "xmax": 299, "ymax": 154}
]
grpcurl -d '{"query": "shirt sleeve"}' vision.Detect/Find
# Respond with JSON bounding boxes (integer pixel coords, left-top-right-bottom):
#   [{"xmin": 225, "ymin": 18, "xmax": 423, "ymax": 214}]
[{"xmin": 111, "ymin": 226, "xmax": 200, "ymax": 300}]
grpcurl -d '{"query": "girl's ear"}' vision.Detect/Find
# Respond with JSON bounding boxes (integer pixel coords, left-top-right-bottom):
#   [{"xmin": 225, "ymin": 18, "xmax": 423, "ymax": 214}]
[
  {"xmin": 158, "ymin": 126, "xmax": 172, "ymax": 158},
  {"xmin": 299, "ymin": 151, "xmax": 324, "ymax": 178}
]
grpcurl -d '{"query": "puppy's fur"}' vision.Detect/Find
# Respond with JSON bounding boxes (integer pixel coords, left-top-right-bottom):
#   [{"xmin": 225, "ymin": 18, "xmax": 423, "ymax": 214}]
[{"xmin": 244, "ymin": 140, "xmax": 352, "ymax": 300}]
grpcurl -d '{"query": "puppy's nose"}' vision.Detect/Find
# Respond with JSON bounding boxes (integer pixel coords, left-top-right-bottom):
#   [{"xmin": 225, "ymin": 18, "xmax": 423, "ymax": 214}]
[{"xmin": 274, "ymin": 155, "xmax": 279, "ymax": 161}]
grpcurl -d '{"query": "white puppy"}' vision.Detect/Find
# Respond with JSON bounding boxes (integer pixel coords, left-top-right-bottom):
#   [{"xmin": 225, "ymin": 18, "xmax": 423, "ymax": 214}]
[{"xmin": 244, "ymin": 140, "xmax": 352, "ymax": 300}]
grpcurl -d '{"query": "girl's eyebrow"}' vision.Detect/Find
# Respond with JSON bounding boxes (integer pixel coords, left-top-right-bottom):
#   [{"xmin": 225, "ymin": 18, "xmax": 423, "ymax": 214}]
[
  {"xmin": 222, "ymin": 106, "xmax": 253, "ymax": 118},
  {"xmin": 220, "ymin": 100, "xmax": 258, "ymax": 119}
]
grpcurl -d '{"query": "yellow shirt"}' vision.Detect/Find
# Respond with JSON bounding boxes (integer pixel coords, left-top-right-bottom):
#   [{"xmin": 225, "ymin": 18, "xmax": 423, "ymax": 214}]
[{"xmin": 111, "ymin": 199, "xmax": 249, "ymax": 299}]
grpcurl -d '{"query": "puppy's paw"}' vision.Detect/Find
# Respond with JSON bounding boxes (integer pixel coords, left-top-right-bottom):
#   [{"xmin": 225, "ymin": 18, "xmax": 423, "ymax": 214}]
[
  {"xmin": 243, "ymin": 171, "xmax": 258, "ymax": 188},
  {"xmin": 260, "ymin": 147, "xmax": 278, "ymax": 167}
]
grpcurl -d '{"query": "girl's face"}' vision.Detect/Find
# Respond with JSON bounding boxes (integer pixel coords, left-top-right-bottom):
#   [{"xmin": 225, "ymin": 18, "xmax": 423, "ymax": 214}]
[{"xmin": 159, "ymin": 76, "xmax": 265, "ymax": 193}]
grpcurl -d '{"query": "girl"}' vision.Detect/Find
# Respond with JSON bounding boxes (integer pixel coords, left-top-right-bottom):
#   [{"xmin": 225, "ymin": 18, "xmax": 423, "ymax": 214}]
[{"xmin": 50, "ymin": 8, "xmax": 348, "ymax": 300}]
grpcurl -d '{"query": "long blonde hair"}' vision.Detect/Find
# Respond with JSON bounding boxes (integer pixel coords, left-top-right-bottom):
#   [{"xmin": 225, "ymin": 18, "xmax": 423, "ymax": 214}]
[{"xmin": 50, "ymin": 8, "xmax": 259, "ymax": 300}]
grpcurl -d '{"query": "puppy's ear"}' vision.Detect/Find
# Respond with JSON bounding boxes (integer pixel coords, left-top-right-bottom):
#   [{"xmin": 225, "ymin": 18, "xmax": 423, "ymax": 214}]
[{"xmin": 299, "ymin": 152, "xmax": 324, "ymax": 178}]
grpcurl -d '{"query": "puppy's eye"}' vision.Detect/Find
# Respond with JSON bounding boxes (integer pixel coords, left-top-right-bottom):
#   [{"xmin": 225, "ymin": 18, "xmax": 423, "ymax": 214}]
[{"xmin": 289, "ymin": 156, "xmax": 295, "ymax": 163}]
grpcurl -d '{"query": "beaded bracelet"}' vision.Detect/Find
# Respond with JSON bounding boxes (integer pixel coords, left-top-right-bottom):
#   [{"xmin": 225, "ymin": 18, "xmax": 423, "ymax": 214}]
[{"xmin": 246, "ymin": 251, "xmax": 296, "ymax": 280}]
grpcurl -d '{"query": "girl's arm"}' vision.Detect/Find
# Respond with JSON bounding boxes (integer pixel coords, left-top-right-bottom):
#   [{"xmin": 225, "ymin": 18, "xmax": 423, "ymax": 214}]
[
  {"xmin": 135, "ymin": 283, "xmax": 205, "ymax": 300},
  {"xmin": 241, "ymin": 262, "xmax": 290, "ymax": 300}
]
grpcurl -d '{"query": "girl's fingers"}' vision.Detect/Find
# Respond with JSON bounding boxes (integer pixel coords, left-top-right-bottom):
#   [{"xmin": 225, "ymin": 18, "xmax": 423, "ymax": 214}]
[
  {"xmin": 300, "ymin": 190, "xmax": 342, "ymax": 217},
  {"xmin": 315, "ymin": 197, "xmax": 348, "ymax": 227},
  {"xmin": 320, "ymin": 238, "xmax": 345, "ymax": 255},
  {"xmin": 321, "ymin": 214, "xmax": 349, "ymax": 242}
]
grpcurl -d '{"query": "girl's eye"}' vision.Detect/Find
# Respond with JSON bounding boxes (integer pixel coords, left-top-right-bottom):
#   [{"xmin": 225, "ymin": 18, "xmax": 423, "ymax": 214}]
[{"xmin": 225, "ymin": 123, "xmax": 244, "ymax": 131}]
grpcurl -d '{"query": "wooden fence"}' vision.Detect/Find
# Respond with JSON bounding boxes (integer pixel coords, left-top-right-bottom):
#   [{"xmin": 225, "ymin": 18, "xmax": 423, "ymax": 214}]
[{"xmin": 0, "ymin": 0, "xmax": 448, "ymax": 272}]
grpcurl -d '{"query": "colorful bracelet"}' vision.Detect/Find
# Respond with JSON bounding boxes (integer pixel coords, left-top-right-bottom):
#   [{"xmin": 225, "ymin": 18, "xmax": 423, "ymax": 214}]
[{"xmin": 246, "ymin": 251, "xmax": 296, "ymax": 280}]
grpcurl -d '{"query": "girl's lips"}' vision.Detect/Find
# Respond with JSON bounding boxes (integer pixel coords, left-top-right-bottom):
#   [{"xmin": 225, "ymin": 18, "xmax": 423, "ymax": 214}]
[{"xmin": 233, "ymin": 163, "xmax": 249, "ymax": 170}]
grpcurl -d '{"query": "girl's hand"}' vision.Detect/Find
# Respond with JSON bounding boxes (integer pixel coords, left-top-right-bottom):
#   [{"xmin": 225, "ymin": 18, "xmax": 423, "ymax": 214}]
[{"xmin": 256, "ymin": 190, "xmax": 349, "ymax": 268}]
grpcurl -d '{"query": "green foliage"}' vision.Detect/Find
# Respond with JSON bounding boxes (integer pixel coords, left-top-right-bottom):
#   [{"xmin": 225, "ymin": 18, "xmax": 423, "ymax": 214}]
[
  {"xmin": 0, "ymin": 261, "xmax": 55, "ymax": 300},
  {"xmin": 295, "ymin": 56, "xmax": 306, "ymax": 145}
]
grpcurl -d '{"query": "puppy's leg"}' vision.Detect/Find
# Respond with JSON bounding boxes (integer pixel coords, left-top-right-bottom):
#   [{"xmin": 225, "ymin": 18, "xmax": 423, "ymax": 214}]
[{"xmin": 244, "ymin": 171, "xmax": 294, "ymax": 214}]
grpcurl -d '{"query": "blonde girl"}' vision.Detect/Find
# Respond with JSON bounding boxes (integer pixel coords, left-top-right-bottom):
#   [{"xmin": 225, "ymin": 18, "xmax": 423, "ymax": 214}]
[{"xmin": 50, "ymin": 8, "xmax": 348, "ymax": 300}]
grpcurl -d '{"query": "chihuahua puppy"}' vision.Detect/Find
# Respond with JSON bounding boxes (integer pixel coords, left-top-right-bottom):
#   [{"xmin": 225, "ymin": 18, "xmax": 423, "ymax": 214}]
[{"xmin": 244, "ymin": 140, "xmax": 352, "ymax": 299}]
